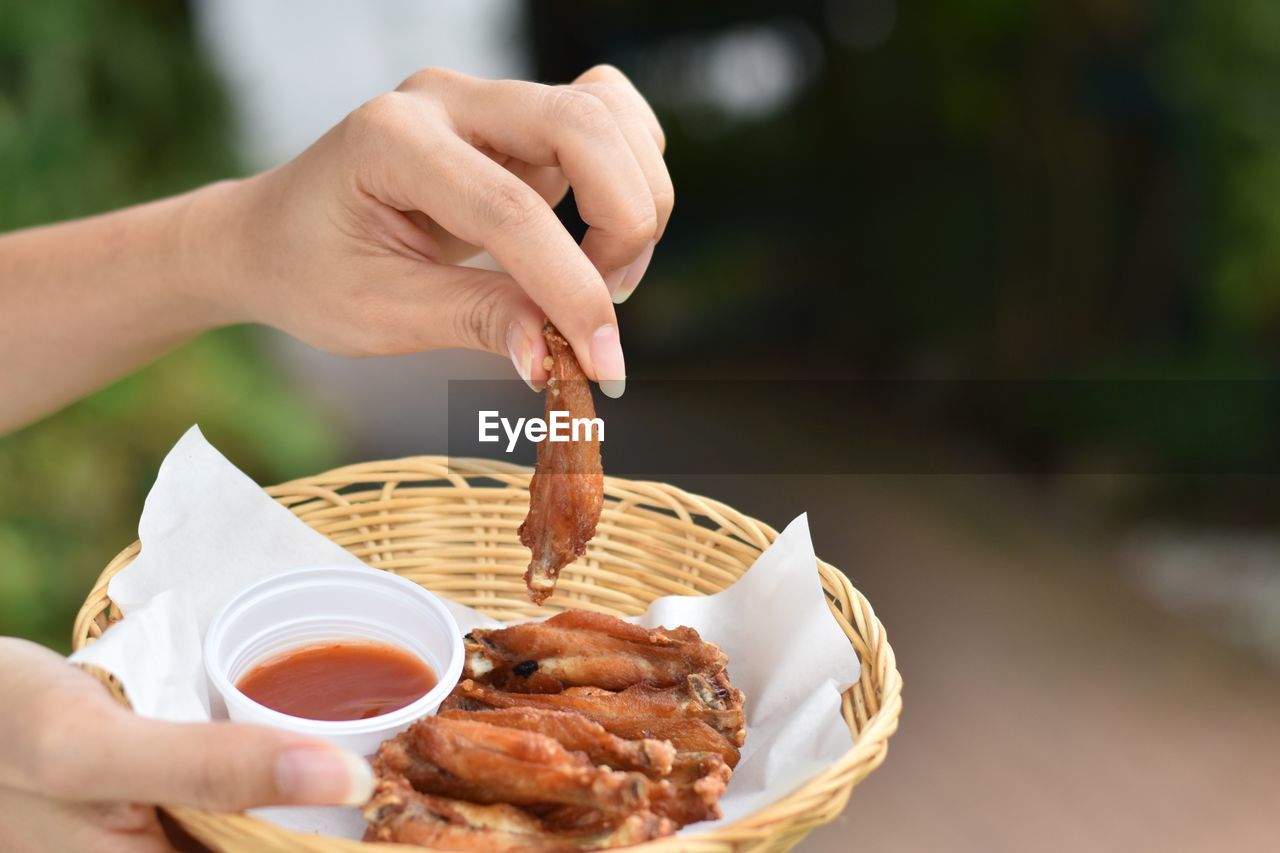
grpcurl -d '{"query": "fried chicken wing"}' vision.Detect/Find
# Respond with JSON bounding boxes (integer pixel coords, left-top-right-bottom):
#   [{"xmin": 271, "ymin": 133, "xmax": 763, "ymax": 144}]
[
  {"xmin": 522, "ymin": 804, "xmax": 623, "ymax": 836},
  {"xmin": 648, "ymin": 753, "xmax": 732, "ymax": 825},
  {"xmin": 593, "ymin": 717, "xmax": 740, "ymax": 768},
  {"xmin": 364, "ymin": 778, "xmax": 674, "ymax": 852},
  {"xmin": 465, "ymin": 611, "xmax": 729, "ymax": 691},
  {"xmin": 373, "ymin": 715, "xmax": 649, "ymax": 815},
  {"xmin": 444, "ymin": 675, "xmax": 746, "ymax": 748},
  {"xmin": 363, "ymin": 779, "xmax": 560, "ymax": 852},
  {"xmin": 518, "ymin": 324, "xmax": 603, "ymax": 605},
  {"xmin": 438, "ymin": 707, "xmax": 675, "ymax": 776},
  {"xmin": 536, "ymin": 750, "xmax": 731, "ymax": 831}
]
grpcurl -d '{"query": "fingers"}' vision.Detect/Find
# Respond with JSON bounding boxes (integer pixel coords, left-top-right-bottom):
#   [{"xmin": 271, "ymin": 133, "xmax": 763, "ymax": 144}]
[
  {"xmin": 502, "ymin": 160, "xmax": 571, "ymax": 211},
  {"xmin": 0, "ymin": 638, "xmax": 374, "ymax": 813},
  {"xmin": 359, "ymin": 108, "xmax": 623, "ymax": 388},
  {"xmin": 574, "ymin": 64, "xmax": 666, "ymax": 155},
  {"xmin": 0, "ymin": 787, "xmax": 172, "ymax": 853},
  {"xmin": 572, "ymin": 66, "xmax": 672, "ymax": 226},
  {"xmin": 407, "ymin": 67, "xmax": 669, "ymax": 305},
  {"xmin": 340, "ymin": 262, "xmax": 555, "ymax": 390},
  {"xmin": 571, "ymin": 65, "xmax": 672, "ymax": 305},
  {"xmin": 435, "ymin": 75, "xmax": 655, "ymax": 282},
  {"xmin": 38, "ymin": 710, "xmax": 373, "ymax": 812},
  {"xmin": 349, "ymin": 67, "xmax": 675, "ymax": 393}
]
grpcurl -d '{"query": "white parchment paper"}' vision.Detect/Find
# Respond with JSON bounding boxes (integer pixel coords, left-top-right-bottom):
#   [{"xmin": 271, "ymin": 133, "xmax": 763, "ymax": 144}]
[{"xmin": 71, "ymin": 426, "xmax": 860, "ymax": 839}]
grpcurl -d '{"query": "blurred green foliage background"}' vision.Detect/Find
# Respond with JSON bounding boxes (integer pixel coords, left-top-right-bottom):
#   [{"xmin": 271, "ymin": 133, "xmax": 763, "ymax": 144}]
[
  {"xmin": 0, "ymin": 1, "xmax": 335, "ymax": 649},
  {"xmin": 4, "ymin": 0, "xmax": 1280, "ymax": 649}
]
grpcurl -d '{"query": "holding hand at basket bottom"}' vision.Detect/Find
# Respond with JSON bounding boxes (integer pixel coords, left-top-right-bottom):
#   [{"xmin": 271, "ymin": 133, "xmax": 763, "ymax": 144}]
[{"xmin": 0, "ymin": 638, "xmax": 374, "ymax": 853}]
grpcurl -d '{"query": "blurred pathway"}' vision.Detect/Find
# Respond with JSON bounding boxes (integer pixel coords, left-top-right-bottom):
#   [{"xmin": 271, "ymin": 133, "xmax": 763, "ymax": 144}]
[{"xmin": 690, "ymin": 476, "xmax": 1280, "ymax": 853}]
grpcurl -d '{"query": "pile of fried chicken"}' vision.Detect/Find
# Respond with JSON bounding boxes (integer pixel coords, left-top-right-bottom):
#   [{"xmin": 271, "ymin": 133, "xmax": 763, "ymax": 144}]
[{"xmin": 363, "ymin": 611, "xmax": 746, "ymax": 850}]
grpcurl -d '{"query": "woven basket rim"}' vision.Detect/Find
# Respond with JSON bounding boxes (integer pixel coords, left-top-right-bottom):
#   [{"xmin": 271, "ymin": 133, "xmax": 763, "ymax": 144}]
[{"xmin": 72, "ymin": 456, "xmax": 903, "ymax": 852}]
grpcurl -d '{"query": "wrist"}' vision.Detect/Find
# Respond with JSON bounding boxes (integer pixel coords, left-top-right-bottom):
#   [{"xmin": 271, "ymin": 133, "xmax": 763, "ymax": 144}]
[{"xmin": 174, "ymin": 177, "xmax": 264, "ymax": 329}]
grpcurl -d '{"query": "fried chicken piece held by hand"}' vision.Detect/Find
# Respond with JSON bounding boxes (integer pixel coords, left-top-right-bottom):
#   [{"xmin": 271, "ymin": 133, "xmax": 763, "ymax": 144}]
[{"xmin": 518, "ymin": 324, "xmax": 604, "ymax": 605}]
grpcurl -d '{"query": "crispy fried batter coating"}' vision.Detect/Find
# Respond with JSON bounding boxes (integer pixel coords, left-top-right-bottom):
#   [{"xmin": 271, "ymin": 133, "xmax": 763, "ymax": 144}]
[
  {"xmin": 438, "ymin": 706, "xmax": 674, "ymax": 776},
  {"xmin": 444, "ymin": 675, "xmax": 746, "ymax": 748},
  {"xmin": 363, "ymin": 777, "xmax": 674, "ymax": 851},
  {"xmin": 527, "ymin": 751, "xmax": 730, "ymax": 830},
  {"xmin": 518, "ymin": 324, "xmax": 603, "ymax": 605},
  {"xmin": 648, "ymin": 752, "xmax": 732, "ymax": 825},
  {"xmin": 591, "ymin": 717, "xmax": 740, "ymax": 769},
  {"xmin": 373, "ymin": 715, "xmax": 649, "ymax": 815},
  {"xmin": 465, "ymin": 611, "xmax": 730, "ymax": 691},
  {"xmin": 437, "ymin": 678, "xmax": 740, "ymax": 829},
  {"xmin": 367, "ymin": 613, "xmax": 744, "ymax": 845}
]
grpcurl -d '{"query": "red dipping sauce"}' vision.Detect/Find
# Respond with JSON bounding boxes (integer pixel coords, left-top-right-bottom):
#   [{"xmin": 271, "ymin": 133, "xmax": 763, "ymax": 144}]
[{"xmin": 236, "ymin": 641, "xmax": 437, "ymax": 722}]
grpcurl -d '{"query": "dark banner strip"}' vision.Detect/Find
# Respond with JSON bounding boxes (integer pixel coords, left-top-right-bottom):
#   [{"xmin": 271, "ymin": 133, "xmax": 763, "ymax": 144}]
[{"xmin": 446, "ymin": 379, "xmax": 1280, "ymax": 475}]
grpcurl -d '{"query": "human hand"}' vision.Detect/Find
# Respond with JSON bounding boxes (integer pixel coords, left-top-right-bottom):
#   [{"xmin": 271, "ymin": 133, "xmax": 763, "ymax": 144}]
[
  {"xmin": 0, "ymin": 638, "xmax": 373, "ymax": 853},
  {"xmin": 193, "ymin": 65, "xmax": 671, "ymax": 398}
]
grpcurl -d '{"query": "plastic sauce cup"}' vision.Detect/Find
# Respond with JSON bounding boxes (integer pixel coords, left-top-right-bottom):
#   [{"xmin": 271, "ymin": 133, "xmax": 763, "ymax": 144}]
[{"xmin": 204, "ymin": 565, "xmax": 464, "ymax": 756}]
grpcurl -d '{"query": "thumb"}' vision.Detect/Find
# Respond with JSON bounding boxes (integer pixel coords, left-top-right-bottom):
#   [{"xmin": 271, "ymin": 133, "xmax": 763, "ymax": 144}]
[
  {"xmin": 371, "ymin": 263, "xmax": 552, "ymax": 391},
  {"xmin": 49, "ymin": 712, "xmax": 374, "ymax": 812}
]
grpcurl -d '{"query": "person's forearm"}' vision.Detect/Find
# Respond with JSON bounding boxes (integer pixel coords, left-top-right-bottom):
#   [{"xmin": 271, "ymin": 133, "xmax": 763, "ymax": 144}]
[{"xmin": 0, "ymin": 184, "xmax": 242, "ymax": 432}]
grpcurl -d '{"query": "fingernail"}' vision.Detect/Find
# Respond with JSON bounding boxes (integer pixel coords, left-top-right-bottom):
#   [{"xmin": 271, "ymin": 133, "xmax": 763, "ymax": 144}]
[
  {"xmin": 613, "ymin": 241, "xmax": 655, "ymax": 305},
  {"xmin": 506, "ymin": 323, "xmax": 537, "ymax": 392},
  {"xmin": 590, "ymin": 324, "xmax": 626, "ymax": 399},
  {"xmin": 603, "ymin": 266, "xmax": 628, "ymax": 298},
  {"xmin": 276, "ymin": 745, "xmax": 374, "ymax": 806}
]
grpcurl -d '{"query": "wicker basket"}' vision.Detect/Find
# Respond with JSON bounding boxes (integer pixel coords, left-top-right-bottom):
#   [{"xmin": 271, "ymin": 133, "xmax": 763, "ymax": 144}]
[{"xmin": 72, "ymin": 456, "xmax": 902, "ymax": 852}]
